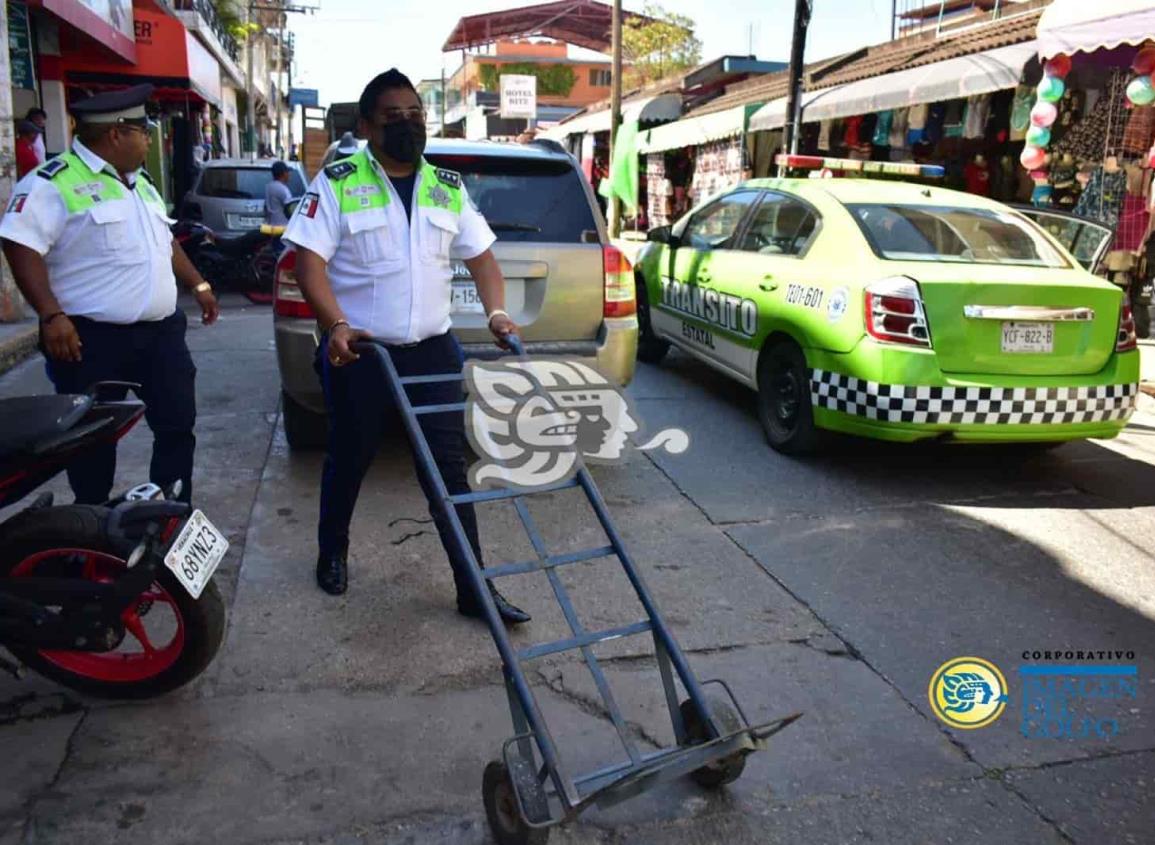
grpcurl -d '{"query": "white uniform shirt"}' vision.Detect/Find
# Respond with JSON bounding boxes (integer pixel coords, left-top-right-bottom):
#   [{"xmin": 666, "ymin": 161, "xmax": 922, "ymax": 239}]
[
  {"xmin": 283, "ymin": 154, "xmax": 495, "ymax": 344},
  {"xmin": 0, "ymin": 140, "xmax": 177, "ymax": 323},
  {"xmin": 32, "ymin": 133, "xmax": 45, "ymax": 165}
]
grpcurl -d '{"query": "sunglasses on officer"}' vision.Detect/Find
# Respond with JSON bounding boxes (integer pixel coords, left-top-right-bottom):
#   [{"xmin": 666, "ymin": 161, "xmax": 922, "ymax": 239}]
[{"xmin": 376, "ymin": 106, "xmax": 426, "ymax": 123}]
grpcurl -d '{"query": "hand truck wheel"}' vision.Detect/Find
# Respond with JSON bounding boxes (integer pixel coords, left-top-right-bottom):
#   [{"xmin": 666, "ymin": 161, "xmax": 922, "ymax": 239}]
[
  {"xmin": 679, "ymin": 695, "xmax": 747, "ymax": 789},
  {"xmin": 483, "ymin": 756, "xmax": 551, "ymax": 845}
]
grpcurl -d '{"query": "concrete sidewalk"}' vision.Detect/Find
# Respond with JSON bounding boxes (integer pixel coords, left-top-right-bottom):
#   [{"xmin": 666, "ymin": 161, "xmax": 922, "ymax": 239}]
[{"xmin": 0, "ymin": 319, "xmax": 36, "ymax": 377}]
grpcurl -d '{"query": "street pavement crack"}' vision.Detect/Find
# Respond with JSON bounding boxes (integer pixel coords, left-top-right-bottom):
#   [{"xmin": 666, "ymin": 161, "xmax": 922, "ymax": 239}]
[
  {"xmin": 536, "ymin": 667, "xmax": 666, "ymax": 750},
  {"xmin": 0, "ymin": 691, "xmax": 84, "ymax": 726},
  {"xmin": 391, "ymin": 530, "xmax": 431, "ymax": 546},
  {"xmin": 20, "ymin": 707, "xmax": 88, "ymax": 840}
]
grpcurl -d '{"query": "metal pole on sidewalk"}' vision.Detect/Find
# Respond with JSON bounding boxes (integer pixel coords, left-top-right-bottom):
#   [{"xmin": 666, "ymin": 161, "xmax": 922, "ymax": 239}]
[
  {"xmin": 246, "ymin": 2, "xmax": 257, "ymax": 159},
  {"xmin": 0, "ymin": 2, "xmax": 25, "ymax": 321},
  {"xmin": 608, "ymin": 0, "xmax": 623, "ymax": 239},
  {"xmin": 274, "ymin": 13, "xmax": 284, "ymax": 157},
  {"xmin": 783, "ymin": 0, "xmax": 812, "ymax": 162}
]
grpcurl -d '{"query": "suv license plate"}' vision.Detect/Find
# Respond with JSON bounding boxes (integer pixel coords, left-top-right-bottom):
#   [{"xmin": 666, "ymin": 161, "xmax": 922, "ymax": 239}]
[
  {"xmin": 164, "ymin": 510, "xmax": 227, "ymax": 599},
  {"xmin": 451, "ymin": 282, "xmax": 486, "ymax": 314},
  {"xmin": 1001, "ymin": 321, "xmax": 1054, "ymax": 354}
]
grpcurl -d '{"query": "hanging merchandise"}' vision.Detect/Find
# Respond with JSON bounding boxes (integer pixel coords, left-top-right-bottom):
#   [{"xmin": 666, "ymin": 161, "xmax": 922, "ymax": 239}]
[
  {"xmin": 688, "ymin": 138, "xmax": 744, "ymax": 208},
  {"xmin": 1010, "ymin": 84, "xmax": 1034, "ymax": 141},
  {"xmin": 1053, "ymin": 72, "xmax": 1128, "ymax": 163},
  {"xmin": 1026, "ymin": 125, "xmax": 1052, "ymax": 147},
  {"xmin": 1123, "ymin": 106, "xmax": 1155, "ymax": 155},
  {"xmin": 1113, "ymin": 163, "xmax": 1152, "ymax": 252},
  {"xmin": 964, "ymin": 154, "xmax": 991, "ymax": 196},
  {"xmin": 1050, "ymin": 153, "xmax": 1080, "ymax": 209},
  {"xmin": 906, "ymin": 102, "xmax": 929, "ymax": 146},
  {"xmin": 1073, "ymin": 159, "xmax": 1127, "ymax": 228},
  {"xmin": 818, "ymin": 120, "xmax": 834, "ymax": 152},
  {"xmin": 1019, "ymin": 51, "xmax": 1071, "ymax": 171},
  {"xmin": 943, "ymin": 100, "xmax": 964, "ymax": 139},
  {"xmin": 963, "ymin": 95, "xmax": 991, "ymax": 139},
  {"xmin": 873, "ymin": 110, "xmax": 893, "ymax": 147},
  {"xmin": 889, "ymin": 107, "xmax": 909, "ymax": 148}
]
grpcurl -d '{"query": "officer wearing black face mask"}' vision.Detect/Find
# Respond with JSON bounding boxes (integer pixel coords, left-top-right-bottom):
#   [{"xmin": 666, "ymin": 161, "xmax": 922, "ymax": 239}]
[{"xmin": 282, "ymin": 69, "xmax": 530, "ymax": 625}]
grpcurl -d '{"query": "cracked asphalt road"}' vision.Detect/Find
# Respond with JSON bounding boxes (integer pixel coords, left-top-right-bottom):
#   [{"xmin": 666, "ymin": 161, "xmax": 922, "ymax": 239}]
[{"xmin": 1, "ymin": 296, "xmax": 1153, "ymax": 844}]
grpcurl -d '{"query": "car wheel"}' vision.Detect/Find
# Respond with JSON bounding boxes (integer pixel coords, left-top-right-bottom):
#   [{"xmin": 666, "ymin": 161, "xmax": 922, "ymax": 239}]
[
  {"xmin": 636, "ymin": 274, "xmax": 669, "ymax": 364},
  {"xmin": 757, "ymin": 341, "xmax": 819, "ymax": 455},
  {"xmin": 282, "ymin": 390, "xmax": 328, "ymax": 451}
]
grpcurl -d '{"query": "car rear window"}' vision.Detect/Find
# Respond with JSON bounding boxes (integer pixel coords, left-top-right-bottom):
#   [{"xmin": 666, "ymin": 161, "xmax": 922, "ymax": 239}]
[
  {"xmin": 426, "ymin": 155, "xmax": 598, "ymax": 243},
  {"xmin": 848, "ymin": 203, "xmax": 1070, "ymax": 269},
  {"xmin": 199, "ymin": 167, "xmax": 306, "ymax": 199}
]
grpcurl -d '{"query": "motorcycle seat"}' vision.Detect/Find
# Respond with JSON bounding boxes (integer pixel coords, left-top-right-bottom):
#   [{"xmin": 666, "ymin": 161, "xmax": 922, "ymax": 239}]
[{"xmin": 0, "ymin": 395, "xmax": 93, "ymax": 461}]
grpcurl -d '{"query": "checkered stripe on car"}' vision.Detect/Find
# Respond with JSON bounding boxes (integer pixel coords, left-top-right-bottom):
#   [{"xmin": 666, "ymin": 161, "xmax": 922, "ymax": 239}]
[{"xmin": 810, "ymin": 370, "xmax": 1139, "ymax": 426}]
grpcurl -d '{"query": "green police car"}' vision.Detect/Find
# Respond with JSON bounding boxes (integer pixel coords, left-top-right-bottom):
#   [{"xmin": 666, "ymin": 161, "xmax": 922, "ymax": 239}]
[{"xmin": 634, "ymin": 157, "xmax": 1140, "ymax": 454}]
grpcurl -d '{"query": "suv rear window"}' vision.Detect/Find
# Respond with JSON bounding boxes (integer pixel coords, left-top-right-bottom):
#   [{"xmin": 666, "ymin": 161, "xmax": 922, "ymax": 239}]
[
  {"xmin": 198, "ymin": 167, "xmax": 307, "ymax": 199},
  {"xmin": 426, "ymin": 155, "xmax": 597, "ymax": 243}
]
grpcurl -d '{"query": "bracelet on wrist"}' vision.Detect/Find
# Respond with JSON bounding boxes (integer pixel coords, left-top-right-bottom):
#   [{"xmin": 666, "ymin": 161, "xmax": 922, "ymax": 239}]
[
  {"xmin": 328, "ymin": 318, "xmax": 350, "ymax": 333},
  {"xmin": 487, "ymin": 309, "xmax": 509, "ymax": 324},
  {"xmin": 192, "ymin": 281, "xmax": 212, "ymax": 294},
  {"xmin": 40, "ymin": 311, "xmax": 65, "ymax": 326}
]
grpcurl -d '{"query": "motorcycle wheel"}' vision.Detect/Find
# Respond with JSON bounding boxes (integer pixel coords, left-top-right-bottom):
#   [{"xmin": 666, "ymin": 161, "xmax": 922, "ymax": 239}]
[{"xmin": 0, "ymin": 505, "xmax": 226, "ymax": 699}]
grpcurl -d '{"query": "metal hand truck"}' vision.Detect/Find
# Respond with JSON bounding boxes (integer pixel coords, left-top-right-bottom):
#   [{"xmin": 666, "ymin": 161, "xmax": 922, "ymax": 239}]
[{"xmin": 355, "ymin": 336, "xmax": 801, "ymax": 845}]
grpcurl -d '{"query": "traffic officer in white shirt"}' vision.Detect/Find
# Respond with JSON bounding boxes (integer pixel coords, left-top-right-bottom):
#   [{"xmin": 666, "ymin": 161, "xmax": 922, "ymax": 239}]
[
  {"xmin": 0, "ymin": 84, "xmax": 219, "ymax": 504},
  {"xmin": 283, "ymin": 69, "xmax": 530, "ymax": 624}
]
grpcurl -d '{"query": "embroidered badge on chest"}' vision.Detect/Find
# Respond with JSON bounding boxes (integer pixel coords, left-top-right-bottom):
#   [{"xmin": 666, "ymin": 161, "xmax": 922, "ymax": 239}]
[{"xmin": 428, "ymin": 184, "xmax": 452, "ymax": 209}]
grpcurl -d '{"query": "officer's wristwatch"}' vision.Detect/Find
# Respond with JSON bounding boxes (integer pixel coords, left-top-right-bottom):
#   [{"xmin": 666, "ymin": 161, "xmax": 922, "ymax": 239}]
[
  {"xmin": 192, "ymin": 282, "xmax": 212, "ymax": 294},
  {"xmin": 487, "ymin": 309, "xmax": 509, "ymax": 325}
]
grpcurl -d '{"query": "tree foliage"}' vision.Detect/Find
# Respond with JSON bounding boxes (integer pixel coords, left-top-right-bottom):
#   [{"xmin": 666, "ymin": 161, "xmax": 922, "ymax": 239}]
[
  {"xmin": 478, "ymin": 63, "xmax": 577, "ymax": 97},
  {"xmin": 622, "ymin": 3, "xmax": 702, "ymax": 88}
]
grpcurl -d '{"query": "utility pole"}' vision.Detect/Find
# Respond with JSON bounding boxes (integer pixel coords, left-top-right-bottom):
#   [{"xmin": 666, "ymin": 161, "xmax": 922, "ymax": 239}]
[
  {"xmin": 608, "ymin": 0, "xmax": 623, "ymax": 239},
  {"xmin": 783, "ymin": 0, "xmax": 812, "ymax": 160},
  {"xmin": 440, "ymin": 66, "xmax": 447, "ymax": 138},
  {"xmin": 273, "ymin": 12, "xmax": 284, "ymax": 157},
  {"xmin": 246, "ymin": 3, "xmax": 257, "ymax": 159}
]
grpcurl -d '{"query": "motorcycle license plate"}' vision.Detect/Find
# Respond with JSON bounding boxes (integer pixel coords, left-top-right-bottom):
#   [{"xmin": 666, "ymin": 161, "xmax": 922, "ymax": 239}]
[{"xmin": 164, "ymin": 510, "xmax": 227, "ymax": 599}]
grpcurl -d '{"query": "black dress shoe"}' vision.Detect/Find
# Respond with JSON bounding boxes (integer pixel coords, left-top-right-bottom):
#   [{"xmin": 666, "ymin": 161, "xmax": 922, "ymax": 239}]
[
  {"xmin": 316, "ymin": 549, "xmax": 348, "ymax": 595},
  {"xmin": 458, "ymin": 583, "xmax": 531, "ymax": 625}
]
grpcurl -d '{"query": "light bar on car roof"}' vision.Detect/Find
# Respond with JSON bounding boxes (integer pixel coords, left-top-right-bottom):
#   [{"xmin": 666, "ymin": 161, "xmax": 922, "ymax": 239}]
[{"xmin": 775, "ymin": 154, "xmax": 945, "ymax": 179}]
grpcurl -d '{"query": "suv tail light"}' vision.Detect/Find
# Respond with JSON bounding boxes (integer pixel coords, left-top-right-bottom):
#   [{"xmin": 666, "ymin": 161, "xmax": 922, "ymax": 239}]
[
  {"xmin": 273, "ymin": 249, "xmax": 315, "ymax": 319},
  {"xmin": 1117, "ymin": 299, "xmax": 1138, "ymax": 352},
  {"xmin": 865, "ymin": 276, "xmax": 932, "ymax": 348},
  {"xmin": 604, "ymin": 245, "xmax": 636, "ymax": 319}
]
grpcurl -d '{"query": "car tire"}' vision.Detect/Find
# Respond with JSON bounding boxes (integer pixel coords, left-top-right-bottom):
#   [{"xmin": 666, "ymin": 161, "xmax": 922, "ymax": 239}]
[
  {"xmin": 282, "ymin": 390, "xmax": 328, "ymax": 451},
  {"xmin": 757, "ymin": 341, "xmax": 820, "ymax": 455},
  {"xmin": 636, "ymin": 273, "xmax": 669, "ymax": 365}
]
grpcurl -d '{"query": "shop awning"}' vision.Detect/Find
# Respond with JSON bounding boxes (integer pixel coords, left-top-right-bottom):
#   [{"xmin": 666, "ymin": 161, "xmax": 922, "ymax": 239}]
[
  {"xmin": 748, "ymin": 87, "xmax": 839, "ymax": 133},
  {"xmin": 59, "ymin": 8, "xmax": 223, "ymax": 107},
  {"xmin": 1037, "ymin": 0, "xmax": 1155, "ymax": 60},
  {"xmin": 749, "ymin": 40, "xmax": 1036, "ymax": 131},
  {"xmin": 637, "ymin": 104, "xmax": 761, "ymax": 154},
  {"xmin": 542, "ymin": 93, "xmax": 683, "ymax": 139}
]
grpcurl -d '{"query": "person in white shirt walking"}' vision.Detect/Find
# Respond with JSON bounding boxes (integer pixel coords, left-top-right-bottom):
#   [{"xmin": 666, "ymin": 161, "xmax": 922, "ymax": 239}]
[
  {"xmin": 264, "ymin": 160, "xmax": 294, "ymax": 226},
  {"xmin": 282, "ymin": 68, "xmax": 529, "ymax": 623},
  {"xmin": 0, "ymin": 84, "xmax": 219, "ymax": 504},
  {"xmin": 25, "ymin": 107, "xmax": 47, "ymax": 165}
]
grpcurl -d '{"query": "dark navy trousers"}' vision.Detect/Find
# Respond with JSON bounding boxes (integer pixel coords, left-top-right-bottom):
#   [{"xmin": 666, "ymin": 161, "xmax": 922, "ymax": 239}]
[
  {"xmin": 45, "ymin": 309, "xmax": 197, "ymax": 504},
  {"xmin": 314, "ymin": 331, "xmax": 482, "ymax": 595}
]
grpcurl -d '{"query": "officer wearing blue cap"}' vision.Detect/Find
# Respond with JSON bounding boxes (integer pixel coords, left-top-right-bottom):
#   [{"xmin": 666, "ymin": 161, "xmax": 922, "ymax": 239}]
[{"xmin": 0, "ymin": 83, "xmax": 219, "ymax": 504}]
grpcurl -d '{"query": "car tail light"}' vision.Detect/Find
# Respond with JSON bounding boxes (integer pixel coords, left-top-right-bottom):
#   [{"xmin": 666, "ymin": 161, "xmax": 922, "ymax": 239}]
[
  {"xmin": 864, "ymin": 276, "xmax": 932, "ymax": 348},
  {"xmin": 1117, "ymin": 299, "xmax": 1138, "ymax": 352},
  {"xmin": 273, "ymin": 249, "xmax": 315, "ymax": 319},
  {"xmin": 604, "ymin": 245, "xmax": 636, "ymax": 319}
]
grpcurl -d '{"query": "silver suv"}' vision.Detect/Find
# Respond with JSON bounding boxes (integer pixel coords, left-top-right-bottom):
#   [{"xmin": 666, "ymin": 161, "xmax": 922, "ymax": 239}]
[
  {"xmin": 272, "ymin": 138, "xmax": 638, "ymax": 449},
  {"xmin": 181, "ymin": 159, "xmax": 307, "ymax": 238}
]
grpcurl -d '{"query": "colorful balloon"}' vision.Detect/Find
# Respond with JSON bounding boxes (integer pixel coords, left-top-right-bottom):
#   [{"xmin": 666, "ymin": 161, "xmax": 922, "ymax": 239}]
[
  {"xmin": 1030, "ymin": 101, "xmax": 1058, "ymax": 128},
  {"xmin": 1044, "ymin": 54, "xmax": 1072, "ymax": 78},
  {"xmin": 1020, "ymin": 145, "xmax": 1047, "ymax": 170},
  {"xmin": 1037, "ymin": 76, "xmax": 1066, "ymax": 103},
  {"xmin": 1026, "ymin": 125, "xmax": 1052, "ymax": 147},
  {"xmin": 1126, "ymin": 74, "xmax": 1155, "ymax": 107},
  {"xmin": 1132, "ymin": 46, "xmax": 1155, "ymax": 76}
]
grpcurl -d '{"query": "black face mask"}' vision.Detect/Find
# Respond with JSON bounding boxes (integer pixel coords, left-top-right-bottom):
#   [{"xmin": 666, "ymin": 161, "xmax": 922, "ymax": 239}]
[{"xmin": 379, "ymin": 119, "xmax": 426, "ymax": 165}]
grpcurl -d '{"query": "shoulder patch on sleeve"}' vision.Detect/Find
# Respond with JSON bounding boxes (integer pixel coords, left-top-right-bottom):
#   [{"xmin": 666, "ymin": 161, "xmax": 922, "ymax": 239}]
[
  {"xmin": 435, "ymin": 168, "xmax": 461, "ymax": 189},
  {"xmin": 325, "ymin": 161, "xmax": 356, "ymax": 180},
  {"xmin": 37, "ymin": 159, "xmax": 69, "ymax": 180}
]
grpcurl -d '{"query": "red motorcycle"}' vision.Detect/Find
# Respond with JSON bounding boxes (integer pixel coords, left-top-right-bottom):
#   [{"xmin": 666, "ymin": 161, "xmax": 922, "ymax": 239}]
[{"xmin": 0, "ymin": 384, "xmax": 226, "ymax": 699}]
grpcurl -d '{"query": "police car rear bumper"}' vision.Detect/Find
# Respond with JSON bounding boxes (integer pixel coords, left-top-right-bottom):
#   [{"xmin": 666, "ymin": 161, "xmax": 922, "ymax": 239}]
[{"xmin": 274, "ymin": 316, "xmax": 637, "ymax": 416}]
